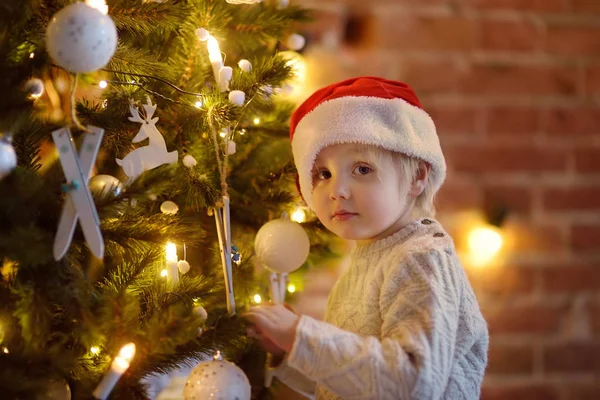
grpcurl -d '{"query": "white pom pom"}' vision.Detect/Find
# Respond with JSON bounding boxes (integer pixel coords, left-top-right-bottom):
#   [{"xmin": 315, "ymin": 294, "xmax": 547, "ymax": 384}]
[
  {"xmin": 228, "ymin": 90, "xmax": 246, "ymax": 106},
  {"xmin": 160, "ymin": 200, "xmax": 179, "ymax": 215},
  {"xmin": 195, "ymin": 28, "xmax": 210, "ymax": 42},
  {"xmin": 178, "ymin": 260, "xmax": 191, "ymax": 274},
  {"xmin": 219, "ymin": 66, "xmax": 233, "ymax": 83},
  {"xmin": 182, "ymin": 154, "xmax": 197, "ymax": 168},
  {"xmin": 286, "ymin": 34, "xmax": 306, "ymax": 51},
  {"xmin": 193, "ymin": 305, "xmax": 208, "ymax": 322},
  {"xmin": 238, "ymin": 59, "xmax": 252, "ymax": 72},
  {"xmin": 148, "ymin": 193, "xmax": 157, "ymax": 201},
  {"xmin": 278, "ymin": 0, "xmax": 289, "ymax": 8}
]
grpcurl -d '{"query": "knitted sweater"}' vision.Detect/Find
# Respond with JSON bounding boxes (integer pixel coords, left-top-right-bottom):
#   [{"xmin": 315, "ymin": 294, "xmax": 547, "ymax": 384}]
[{"xmin": 274, "ymin": 218, "xmax": 489, "ymax": 400}]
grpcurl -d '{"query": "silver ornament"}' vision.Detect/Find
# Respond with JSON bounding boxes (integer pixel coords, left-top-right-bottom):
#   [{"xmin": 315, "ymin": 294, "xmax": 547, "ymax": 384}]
[
  {"xmin": 45, "ymin": 3, "xmax": 118, "ymax": 73},
  {"xmin": 0, "ymin": 139, "xmax": 17, "ymax": 181},
  {"xmin": 183, "ymin": 353, "xmax": 251, "ymax": 400},
  {"xmin": 89, "ymin": 174, "xmax": 122, "ymax": 198}
]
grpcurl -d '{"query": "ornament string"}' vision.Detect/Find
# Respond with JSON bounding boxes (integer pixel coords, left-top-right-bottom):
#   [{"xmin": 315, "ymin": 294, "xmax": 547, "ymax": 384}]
[{"xmin": 70, "ymin": 73, "xmax": 89, "ymax": 132}]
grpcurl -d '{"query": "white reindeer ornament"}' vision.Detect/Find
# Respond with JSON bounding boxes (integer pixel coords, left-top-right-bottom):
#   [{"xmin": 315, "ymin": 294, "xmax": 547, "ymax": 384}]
[{"xmin": 117, "ymin": 97, "xmax": 178, "ymax": 182}]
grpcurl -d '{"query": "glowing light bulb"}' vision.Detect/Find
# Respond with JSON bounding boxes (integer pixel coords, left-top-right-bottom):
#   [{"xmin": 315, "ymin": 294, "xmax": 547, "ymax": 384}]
[
  {"xmin": 253, "ymin": 294, "xmax": 262, "ymax": 304},
  {"xmin": 287, "ymin": 284, "xmax": 296, "ymax": 293},
  {"xmin": 468, "ymin": 226, "xmax": 503, "ymax": 266},
  {"xmin": 219, "ymin": 130, "xmax": 227, "ymax": 138},
  {"xmin": 291, "ymin": 208, "xmax": 306, "ymax": 223},
  {"xmin": 90, "ymin": 346, "xmax": 100, "ymax": 355},
  {"xmin": 99, "ymin": 80, "xmax": 108, "ymax": 89},
  {"xmin": 253, "ymin": 118, "xmax": 260, "ymax": 125},
  {"xmin": 194, "ymin": 101, "xmax": 203, "ymax": 108},
  {"xmin": 85, "ymin": 0, "xmax": 108, "ymax": 15},
  {"xmin": 160, "ymin": 269, "xmax": 168, "ymax": 277},
  {"xmin": 239, "ymin": 129, "xmax": 246, "ymax": 135},
  {"xmin": 165, "ymin": 242, "xmax": 177, "ymax": 263},
  {"xmin": 29, "ymin": 52, "xmax": 35, "ymax": 59},
  {"xmin": 2, "ymin": 347, "xmax": 8, "ymax": 354}
]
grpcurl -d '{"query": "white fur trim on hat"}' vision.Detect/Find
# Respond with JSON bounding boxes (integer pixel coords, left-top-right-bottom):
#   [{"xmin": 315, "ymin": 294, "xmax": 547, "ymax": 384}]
[{"xmin": 292, "ymin": 96, "xmax": 446, "ymax": 210}]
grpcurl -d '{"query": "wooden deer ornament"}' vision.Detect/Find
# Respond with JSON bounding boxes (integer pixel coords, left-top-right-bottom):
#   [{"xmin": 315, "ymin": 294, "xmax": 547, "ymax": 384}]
[{"xmin": 117, "ymin": 97, "xmax": 178, "ymax": 182}]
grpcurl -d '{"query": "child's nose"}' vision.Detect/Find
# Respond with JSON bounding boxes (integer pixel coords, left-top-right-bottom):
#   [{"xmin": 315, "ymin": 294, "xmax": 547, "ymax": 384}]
[{"xmin": 330, "ymin": 177, "xmax": 351, "ymax": 200}]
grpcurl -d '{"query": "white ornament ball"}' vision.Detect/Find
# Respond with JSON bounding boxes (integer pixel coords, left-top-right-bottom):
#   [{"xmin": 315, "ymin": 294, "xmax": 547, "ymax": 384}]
[
  {"xmin": 184, "ymin": 359, "xmax": 251, "ymax": 400},
  {"xmin": 89, "ymin": 174, "xmax": 122, "ymax": 198},
  {"xmin": 46, "ymin": 3, "xmax": 118, "ymax": 73},
  {"xmin": 238, "ymin": 59, "xmax": 252, "ymax": 72},
  {"xmin": 193, "ymin": 305, "xmax": 208, "ymax": 322},
  {"xmin": 254, "ymin": 218, "xmax": 310, "ymax": 273},
  {"xmin": 160, "ymin": 200, "xmax": 179, "ymax": 215},
  {"xmin": 195, "ymin": 28, "xmax": 210, "ymax": 42},
  {"xmin": 0, "ymin": 141, "xmax": 17, "ymax": 181},
  {"xmin": 178, "ymin": 260, "xmax": 191, "ymax": 274},
  {"xmin": 286, "ymin": 33, "xmax": 306, "ymax": 51},
  {"xmin": 182, "ymin": 154, "xmax": 197, "ymax": 168},
  {"xmin": 228, "ymin": 90, "xmax": 246, "ymax": 106}
]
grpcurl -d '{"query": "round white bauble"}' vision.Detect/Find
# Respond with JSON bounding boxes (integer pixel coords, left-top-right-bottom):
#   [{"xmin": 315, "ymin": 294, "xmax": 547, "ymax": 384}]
[
  {"xmin": 195, "ymin": 28, "xmax": 210, "ymax": 42},
  {"xmin": 89, "ymin": 174, "xmax": 122, "ymax": 198},
  {"xmin": 238, "ymin": 59, "xmax": 252, "ymax": 72},
  {"xmin": 254, "ymin": 218, "xmax": 310, "ymax": 273},
  {"xmin": 193, "ymin": 305, "xmax": 207, "ymax": 322},
  {"xmin": 183, "ymin": 359, "xmax": 251, "ymax": 400},
  {"xmin": 160, "ymin": 200, "xmax": 179, "ymax": 215},
  {"xmin": 37, "ymin": 379, "xmax": 71, "ymax": 400},
  {"xmin": 24, "ymin": 78, "xmax": 45, "ymax": 99},
  {"xmin": 0, "ymin": 141, "xmax": 17, "ymax": 181},
  {"xmin": 46, "ymin": 3, "xmax": 118, "ymax": 73},
  {"xmin": 286, "ymin": 33, "xmax": 306, "ymax": 51},
  {"xmin": 178, "ymin": 260, "xmax": 191, "ymax": 274},
  {"xmin": 228, "ymin": 90, "xmax": 246, "ymax": 106},
  {"xmin": 182, "ymin": 154, "xmax": 197, "ymax": 168}
]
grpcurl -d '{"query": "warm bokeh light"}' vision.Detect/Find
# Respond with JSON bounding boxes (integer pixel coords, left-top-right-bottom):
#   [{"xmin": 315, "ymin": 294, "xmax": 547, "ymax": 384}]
[
  {"xmin": 85, "ymin": 0, "xmax": 108, "ymax": 14},
  {"xmin": 90, "ymin": 346, "xmax": 100, "ymax": 355},
  {"xmin": 253, "ymin": 117, "xmax": 260, "ymax": 125},
  {"xmin": 160, "ymin": 269, "xmax": 168, "ymax": 277},
  {"xmin": 206, "ymin": 36, "xmax": 222, "ymax": 63},
  {"xmin": 467, "ymin": 226, "xmax": 503, "ymax": 266},
  {"xmin": 253, "ymin": 294, "xmax": 262, "ymax": 304},
  {"xmin": 165, "ymin": 242, "xmax": 177, "ymax": 262},
  {"xmin": 118, "ymin": 343, "xmax": 136, "ymax": 362},
  {"xmin": 99, "ymin": 80, "xmax": 108, "ymax": 89},
  {"xmin": 287, "ymin": 284, "xmax": 296, "ymax": 293},
  {"xmin": 194, "ymin": 101, "xmax": 202, "ymax": 108},
  {"xmin": 290, "ymin": 207, "xmax": 306, "ymax": 223}
]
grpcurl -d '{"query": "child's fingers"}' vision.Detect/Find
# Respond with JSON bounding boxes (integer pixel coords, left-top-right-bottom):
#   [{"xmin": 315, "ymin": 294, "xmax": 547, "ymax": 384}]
[{"xmin": 242, "ymin": 310, "xmax": 274, "ymax": 329}]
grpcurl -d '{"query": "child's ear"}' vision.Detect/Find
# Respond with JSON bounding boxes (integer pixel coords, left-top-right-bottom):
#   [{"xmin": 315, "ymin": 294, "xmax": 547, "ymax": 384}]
[{"xmin": 409, "ymin": 161, "xmax": 430, "ymax": 197}]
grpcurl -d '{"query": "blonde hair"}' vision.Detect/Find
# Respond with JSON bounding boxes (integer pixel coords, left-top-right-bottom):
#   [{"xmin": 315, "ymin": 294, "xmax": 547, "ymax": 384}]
[{"xmin": 359, "ymin": 145, "xmax": 437, "ymax": 219}]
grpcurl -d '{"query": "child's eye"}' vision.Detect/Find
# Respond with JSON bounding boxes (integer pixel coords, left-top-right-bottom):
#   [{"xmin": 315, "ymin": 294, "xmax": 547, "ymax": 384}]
[
  {"xmin": 353, "ymin": 165, "xmax": 372, "ymax": 175},
  {"xmin": 314, "ymin": 169, "xmax": 331, "ymax": 180}
]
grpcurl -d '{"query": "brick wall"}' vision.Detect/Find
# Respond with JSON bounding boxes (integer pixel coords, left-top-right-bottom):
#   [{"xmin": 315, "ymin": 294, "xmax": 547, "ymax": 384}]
[{"xmin": 285, "ymin": 0, "xmax": 600, "ymax": 398}]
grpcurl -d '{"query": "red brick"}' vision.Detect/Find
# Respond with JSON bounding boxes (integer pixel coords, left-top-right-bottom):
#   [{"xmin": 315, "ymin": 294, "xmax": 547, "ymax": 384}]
[
  {"xmin": 464, "ymin": 63, "xmax": 580, "ymax": 96},
  {"xmin": 545, "ymin": 108, "xmax": 600, "ymax": 136},
  {"xmin": 467, "ymin": 266, "xmax": 536, "ymax": 296},
  {"xmin": 482, "ymin": 384, "xmax": 560, "ymax": 400},
  {"xmin": 426, "ymin": 105, "xmax": 478, "ymax": 136},
  {"xmin": 481, "ymin": 19, "xmax": 544, "ymax": 52},
  {"xmin": 446, "ymin": 144, "xmax": 567, "ymax": 173},
  {"xmin": 487, "ymin": 344, "xmax": 534, "ymax": 375},
  {"xmin": 400, "ymin": 59, "xmax": 466, "ymax": 94},
  {"xmin": 544, "ymin": 343, "xmax": 600, "ymax": 373},
  {"xmin": 571, "ymin": 225, "xmax": 600, "ymax": 251},
  {"xmin": 565, "ymin": 384, "xmax": 600, "ymax": 400},
  {"xmin": 575, "ymin": 149, "xmax": 600, "ymax": 172},
  {"xmin": 487, "ymin": 107, "xmax": 540, "ymax": 135},
  {"xmin": 573, "ymin": 0, "xmax": 600, "ymax": 14},
  {"xmin": 543, "ymin": 186, "xmax": 600, "ymax": 211},
  {"xmin": 590, "ymin": 303, "xmax": 600, "ymax": 334},
  {"xmin": 374, "ymin": 14, "xmax": 478, "ymax": 51},
  {"xmin": 587, "ymin": 65, "xmax": 600, "ymax": 95},
  {"xmin": 435, "ymin": 180, "xmax": 482, "ymax": 211},
  {"xmin": 505, "ymin": 222, "xmax": 567, "ymax": 254},
  {"xmin": 542, "ymin": 264, "xmax": 600, "ymax": 293},
  {"xmin": 483, "ymin": 303, "xmax": 565, "ymax": 335},
  {"xmin": 547, "ymin": 25, "xmax": 600, "ymax": 56},
  {"xmin": 301, "ymin": 8, "xmax": 346, "ymax": 44},
  {"xmin": 464, "ymin": 0, "xmax": 568, "ymax": 12},
  {"xmin": 484, "ymin": 185, "xmax": 532, "ymax": 214}
]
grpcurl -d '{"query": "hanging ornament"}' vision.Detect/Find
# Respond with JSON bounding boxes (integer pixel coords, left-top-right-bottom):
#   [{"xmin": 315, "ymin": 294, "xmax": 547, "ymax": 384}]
[
  {"xmin": 182, "ymin": 154, "xmax": 197, "ymax": 168},
  {"xmin": 52, "ymin": 126, "xmax": 104, "ymax": 260},
  {"xmin": 24, "ymin": 78, "xmax": 45, "ymax": 100},
  {"xmin": 285, "ymin": 33, "xmax": 306, "ymax": 51},
  {"xmin": 183, "ymin": 351, "xmax": 251, "ymax": 400},
  {"xmin": 89, "ymin": 174, "xmax": 122, "ymax": 199},
  {"xmin": 231, "ymin": 244, "xmax": 242, "ymax": 265},
  {"xmin": 0, "ymin": 136, "xmax": 17, "ymax": 181},
  {"xmin": 195, "ymin": 28, "xmax": 210, "ymax": 41},
  {"xmin": 228, "ymin": 90, "xmax": 246, "ymax": 106},
  {"xmin": 116, "ymin": 97, "xmax": 178, "ymax": 182},
  {"xmin": 254, "ymin": 218, "xmax": 310, "ymax": 273},
  {"xmin": 45, "ymin": 2, "xmax": 117, "ymax": 73},
  {"xmin": 177, "ymin": 259, "xmax": 190, "ymax": 274},
  {"xmin": 193, "ymin": 305, "xmax": 208, "ymax": 322},
  {"xmin": 160, "ymin": 200, "xmax": 179, "ymax": 215},
  {"xmin": 238, "ymin": 59, "xmax": 252, "ymax": 72},
  {"xmin": 37, "ymin": 379, "xmax": 71, "ymax": 400}
]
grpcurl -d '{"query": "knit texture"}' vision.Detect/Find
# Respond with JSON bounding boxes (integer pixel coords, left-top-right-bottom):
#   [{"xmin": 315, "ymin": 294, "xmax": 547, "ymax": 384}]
[{"xmin": 275, "ymin": 219, "xmax": 489, "ymax": 399}]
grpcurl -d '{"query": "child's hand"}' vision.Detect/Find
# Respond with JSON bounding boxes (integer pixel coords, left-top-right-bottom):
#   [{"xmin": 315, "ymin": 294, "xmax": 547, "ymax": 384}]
[{"xmin": 243, "ymin": 304, "xmax": 300, "ymax": 353}]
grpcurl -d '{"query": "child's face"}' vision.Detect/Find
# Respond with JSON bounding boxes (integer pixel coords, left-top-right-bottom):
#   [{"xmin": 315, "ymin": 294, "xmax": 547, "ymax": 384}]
[{"xmin": 311, "ymin": 143, "xmax": 415, "ymax": 243}]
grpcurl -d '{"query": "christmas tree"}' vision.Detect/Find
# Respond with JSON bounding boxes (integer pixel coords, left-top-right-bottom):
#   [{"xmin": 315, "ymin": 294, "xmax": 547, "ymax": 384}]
[{"xmin": 0, "ymin": 0, "xmax": 335, "ymax": 398}]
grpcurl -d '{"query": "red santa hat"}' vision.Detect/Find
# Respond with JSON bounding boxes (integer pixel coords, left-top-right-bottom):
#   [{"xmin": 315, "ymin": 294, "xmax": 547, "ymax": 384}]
[{"xmin": 290, "ymin": 76, "xmax": 446, "ymax": 210}]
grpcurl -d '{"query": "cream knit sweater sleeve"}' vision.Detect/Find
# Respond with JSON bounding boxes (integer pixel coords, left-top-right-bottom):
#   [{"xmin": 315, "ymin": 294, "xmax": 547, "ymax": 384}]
[{"xmin": 283, "ymin": 248, "xmax": 468, "ymax": 399}]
